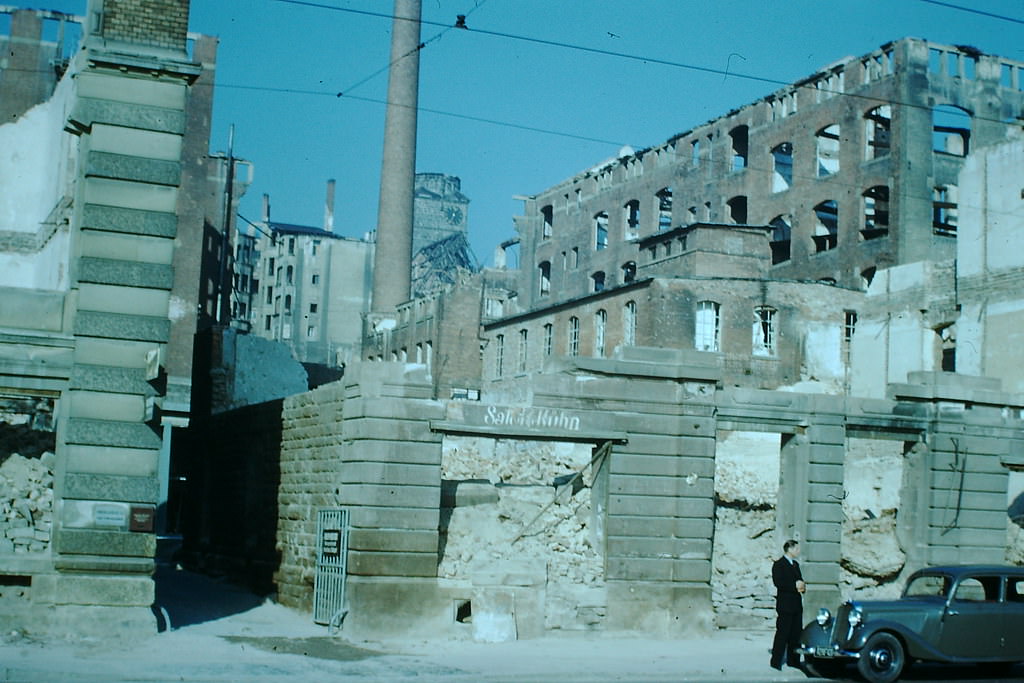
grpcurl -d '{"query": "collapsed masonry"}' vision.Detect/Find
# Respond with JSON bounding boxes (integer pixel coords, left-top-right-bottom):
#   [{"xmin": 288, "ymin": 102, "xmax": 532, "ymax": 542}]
[{"xmin": 182, "ymin": 356, "xmax": 1024, "ymax": 641}]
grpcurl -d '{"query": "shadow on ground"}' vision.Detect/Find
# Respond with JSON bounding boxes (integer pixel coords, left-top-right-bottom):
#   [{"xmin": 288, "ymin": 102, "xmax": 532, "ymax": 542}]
[
  {"xmin": 152, "ymin": 562, "xmax": 267, "ymax": 630},
  {"xmin": 222, "ymin": 636, "xmax": 382, "ymax": 662}
]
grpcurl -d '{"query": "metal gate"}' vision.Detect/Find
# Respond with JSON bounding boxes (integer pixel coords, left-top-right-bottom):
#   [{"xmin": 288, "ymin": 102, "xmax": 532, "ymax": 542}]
[{"xmin": 313, "ymin": 507, "xmax": 350, "ymax": 627}]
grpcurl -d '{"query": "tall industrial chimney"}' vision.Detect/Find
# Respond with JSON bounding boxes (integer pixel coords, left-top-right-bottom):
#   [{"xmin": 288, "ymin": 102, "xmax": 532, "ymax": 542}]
[{"xmin": 371, "ymin": 0, "xmax": 421, "ymax": 315}]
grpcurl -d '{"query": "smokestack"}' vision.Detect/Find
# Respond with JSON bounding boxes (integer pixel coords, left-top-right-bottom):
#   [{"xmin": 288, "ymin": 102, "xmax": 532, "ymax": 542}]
[
  {"xmin": 324, "ymin": 178, "xmax": 336, "ymax": 233},
  {"xmin": 371, "ymin": 0, "xmax": 421, "ymax": 314}
]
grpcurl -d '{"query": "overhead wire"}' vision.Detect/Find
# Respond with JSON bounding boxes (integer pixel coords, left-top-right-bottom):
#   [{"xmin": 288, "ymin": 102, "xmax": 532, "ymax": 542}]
[{"xmin": 917, "ymin": 0, "xmax": 1024, "ymax": 26}]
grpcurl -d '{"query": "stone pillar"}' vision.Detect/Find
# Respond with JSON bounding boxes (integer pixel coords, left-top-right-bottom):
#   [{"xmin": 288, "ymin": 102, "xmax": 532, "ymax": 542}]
[{"xmin": 45, "ymin": 0, "xmax": 201, "ymax": 636}]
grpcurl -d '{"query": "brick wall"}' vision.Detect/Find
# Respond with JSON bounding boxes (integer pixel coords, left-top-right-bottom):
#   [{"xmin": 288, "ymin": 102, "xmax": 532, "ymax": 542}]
[
  {"xmin": 101, "ymin": 0, "xmax": 190, "ymax": 50},
  {"xmin": 274, "ymin": 383, "xmax": 347, "ymax": 609}
]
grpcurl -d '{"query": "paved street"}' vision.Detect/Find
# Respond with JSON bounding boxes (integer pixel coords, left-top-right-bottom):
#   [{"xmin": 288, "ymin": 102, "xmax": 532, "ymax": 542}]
[{"xmin": 0, "ymin": 566, "xmax": 1020, "ymax": 682}]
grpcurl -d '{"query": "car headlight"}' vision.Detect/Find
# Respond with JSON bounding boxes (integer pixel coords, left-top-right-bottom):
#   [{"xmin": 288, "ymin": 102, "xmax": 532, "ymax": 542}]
[
  {"xmin": 816, "ymin": 608, "xmax": 831, "ymax": 626},
  {"xmin": 847, "ymin": 607, "xmax": 863, "ymax": 627}
]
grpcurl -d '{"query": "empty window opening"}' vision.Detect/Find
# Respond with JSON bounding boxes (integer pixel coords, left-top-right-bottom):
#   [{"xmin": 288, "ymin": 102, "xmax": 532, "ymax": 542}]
[
  {"xmin": 570, "ymin": 247, "xmax": 579, "ymax": 269},
  {"xmin": 938, "ymin": 324, "xmax": 956, "ymax": 372},
  {"xmin": 495, "ymin": 334, "xmax": 504, "ymax": 376},
  {"xmin": 862, "ymin": 185, "xmax": 890, "ymax": 239},
  {"xmin": 543, "ymin": 323, "xmax": 553, "ymax": 357},
  {"xmin": 568, "ymin": 317, "xmax": 580, "ymax": 357},
  {"xmin": 687, "ymin": 206, "xmax": 698, "ymax": 224},
  {"xmin": 726, "ymin": 196, "xmax": 747, "ymax": 224},
  {"xmin": 621, "ymin": 261, "xmax": 636, "ymax": 283},
  {"xmin": 538, "ymin": 261, "xmax": 551, "ymax": 296},
  {"xmin": 594, "ymin": 309, "xmax": 607, "ymax": 357},
  {"xmin": 703, "ymin": 201, "xmax": 712, "ymax": 221},
  {"xmin": 284, "ymin": 294, "xmax": 292, "ymax": 312},
  {"xmin": 752, "ymin": 306, "xmax": 777, "ymax": 356},
  {"xmin": 730, "ymin": 125, "xmax": 748, "ymax": 171},
  {"xmin": 929, "ymin": 48, "xmax": 943, "ymax": 74},
  {"xmin": 592, "ymin": 271, "xmax": 606, "ymax": 292},
  {"xmin": 518, "ymin": 329, "xmax": 528, "ymax": 373},
  {"xmin": 656, "ymin": 187, "xmax": 673, "ymax": 231},
  {"xmin": 623, "ymin": 200, "xmax": 640, "ymax": 239},
  {"xmin": 695, "ymin": 300, "xmax": 721, "ymax": 352},
  {"xmin": 816, "ymin": 125, "xmax": 841, "ymax": 177},
  {"xmin": 933, "ymin": 185, "xmax": 958, "ymax": 236},
  {"xmin": 860, "ymin": 266, "xmax": 876, "ymax": 289},
  {"xmin": 843, "ymin": 310, "xmax": 857, "ymax": 364},
  {"xmin": 541, "ymin": 204, "xmax": 553, "ymax": 239},
  {"xmin": 1001, "ymin": 63, "xmax": 1014, "ymax": 89},
  {"xmin": 932, "ymin": 105, "xmax": 971, "ymax": 156},
  {"xmin": 286, "ymin": 265, "xmax": 293, "ymax": 284},
  {"xmin": 691, "ymin": 139, "xmax": 700, "ymax": 166},
  {"xmin": 769, "ymin": 215, "xmax": 792, "ymax": 264},
  {"xmin": 454, "ymin": 600, "xmax": 472, "ymax": 623},
  {"xmin": 624, "ymin": 301, "xmax": 636, "ymax": 346},
  {"xmin": 864, "ymin": 105, "xmax": 891, "ymax": 159},
  {"xmin": 594, "ymin": 212, "xmax": 609, "ymax": 250},
  {"xmin": 813, "ymin": 200, "xmax": 839, "ymax": 252},
  {"xmin": 771, "ymin": 142, "xmax": 793, "ymax": 192}
]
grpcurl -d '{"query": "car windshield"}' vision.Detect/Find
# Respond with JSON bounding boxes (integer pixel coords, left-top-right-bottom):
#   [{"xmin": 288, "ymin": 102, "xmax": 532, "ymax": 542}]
[{"xmin": 904, "ymin": 574, "xmax": 950, "ymax": 598}]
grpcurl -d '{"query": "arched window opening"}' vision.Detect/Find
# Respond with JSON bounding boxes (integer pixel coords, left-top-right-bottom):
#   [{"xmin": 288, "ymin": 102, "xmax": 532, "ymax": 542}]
[
  {"xmin": 656, "ymin": 188, "xmax": 673, "ymax": 231},
  {"xmin": 538, "ymin": 261, "xmax": 551, "ymax": 296},
  {"xmin": 541, "ymin": 205, "xmax": 553, "ymax": 239},
  {"xmin": 727, "ymin": 195, "xmax": 748, "ymax": 224},
  {"xmin": 623, "ymin": 301, "xmax": 636, "ymax": 347},
  {"xmin": 816, "ymin": 124, "xmax": 841, "ymax": 176},
  {"xmin": 568, "ymin": 317, "xmax": 580, "ymax": 357},
  {"xmin": 621, "ymin": 261, "xmax": 636, "ymax": 283},
  {"xmin": 769, "ymin": 215, "xmax": 792, "ymax": 264},
  {"xmin": 753, "ymin": 306, "xmax": 777, "ymax": 357},
  {"xmin": 592, "ymin": 271, "xmax": 606, "ymax": 292},
  {"xmin": 771, "ymin": 142, "xmax": 793, "ymax": 192},
  {"xmin": 595, "ymin": 310, "xmax": 607, "ymax": 358},
  {"xmin": 695, "ymin": 300, "xmax": 721, "ymax": 352},
  {"xmin": 813, "ymin": 200, "xmax": 839, "ymax": 252},
  {"xmin": 594, "ymin": 212, "xmax": 609, "ymax": 250},
  {"xmin": 623, "ymin": 200, "xmax": 640, "ymax": 240}
]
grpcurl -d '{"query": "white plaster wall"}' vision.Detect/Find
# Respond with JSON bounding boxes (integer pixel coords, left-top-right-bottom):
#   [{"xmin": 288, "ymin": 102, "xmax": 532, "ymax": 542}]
[
  {"xmin": 800, "ymin": 321, "xmax": 843, "ymax": 390},
  {"xmin": 0, "ymin": 73, "xmax": 76, "ymax": 290},
  {"xmin": 958, "ymin": 136, "xmax": 1024, "ymax": 278}
]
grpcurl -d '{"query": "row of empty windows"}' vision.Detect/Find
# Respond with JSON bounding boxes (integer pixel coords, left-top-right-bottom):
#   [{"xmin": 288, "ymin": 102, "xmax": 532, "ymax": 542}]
[
  {"xmin": 696, "ymin": 301, "xmax": 778, "ymax": 357},
  {"xmin": 493, "ymin": 303, "xmax": 638, "ymax": 376},
  {"xmin": 541, "ymin": 103, "xmax": 968, "ymax": 246}
]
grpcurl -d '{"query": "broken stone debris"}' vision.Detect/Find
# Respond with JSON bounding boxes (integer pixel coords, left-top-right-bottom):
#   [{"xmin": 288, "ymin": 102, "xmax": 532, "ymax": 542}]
[{"xmin": 0, "ymin": 452, "xmax": 54, "ymax": 554}]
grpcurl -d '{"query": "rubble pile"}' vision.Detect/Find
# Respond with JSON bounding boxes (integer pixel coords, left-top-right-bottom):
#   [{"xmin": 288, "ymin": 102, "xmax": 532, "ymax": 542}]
[
  {"xmin": 439, "ymin": 437, "xmax": 604, "ymax": 629},
  {"xmin": 0, "ymin": 452, "xmax": 54, "ymax": 554},
  {"xmin": 711, "ymin": 432, "xmax": 780, "ymax": 627}
]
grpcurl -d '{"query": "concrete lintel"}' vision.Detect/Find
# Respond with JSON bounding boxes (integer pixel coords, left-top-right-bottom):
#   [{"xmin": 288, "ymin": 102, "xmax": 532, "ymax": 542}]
[{"xmin": 430, "ymin": 420, "xmax": 628, "ymax": 443}]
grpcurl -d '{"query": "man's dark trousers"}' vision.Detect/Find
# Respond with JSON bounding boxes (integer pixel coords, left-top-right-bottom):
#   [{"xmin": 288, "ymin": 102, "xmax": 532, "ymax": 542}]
[{"xmin": 771, "ymin": 556, "xmax": 803, "ymax": 668}]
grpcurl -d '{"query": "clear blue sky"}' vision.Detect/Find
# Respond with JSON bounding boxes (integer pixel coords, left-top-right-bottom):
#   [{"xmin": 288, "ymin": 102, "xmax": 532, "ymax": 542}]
[{"xmin": 7, "ymin": 1, "xmax": 1024, "ymax": 265}]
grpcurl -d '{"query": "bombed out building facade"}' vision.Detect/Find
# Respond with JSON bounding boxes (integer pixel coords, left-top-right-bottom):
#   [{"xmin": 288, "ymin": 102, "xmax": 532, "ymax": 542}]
[
  {"xmin": 188, "ymin": 35, "xmax": 1024, "ymax": 642},
  {"xmin": 2, "ymin": 0, "xmax": 1024, "ymax": 644}
]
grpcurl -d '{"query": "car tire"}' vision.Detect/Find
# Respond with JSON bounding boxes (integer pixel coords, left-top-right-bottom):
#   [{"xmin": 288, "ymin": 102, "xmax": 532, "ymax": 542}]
[
  {"xmin": 856, "ymin": 632, "xmax": 905, "ymax": 683},
  {"xmin": 804, "ymin": 656, "xmax": 846, "ymax": 678}
]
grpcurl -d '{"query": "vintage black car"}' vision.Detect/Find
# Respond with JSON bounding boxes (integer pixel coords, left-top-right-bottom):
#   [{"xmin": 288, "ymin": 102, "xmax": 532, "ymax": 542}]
[{"xmin": 798, "ymin": 564, "xmax": 1024, "ymax": 682}]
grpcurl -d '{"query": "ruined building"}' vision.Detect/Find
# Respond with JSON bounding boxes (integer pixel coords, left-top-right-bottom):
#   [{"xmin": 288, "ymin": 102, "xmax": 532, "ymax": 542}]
[
  {"xmin": 182, "ymin": 36, "xmax": 1023, "ymax": 643},
  {"xmin": 0, "ymin": 0, "xmax": 243, "ymax": 635}
]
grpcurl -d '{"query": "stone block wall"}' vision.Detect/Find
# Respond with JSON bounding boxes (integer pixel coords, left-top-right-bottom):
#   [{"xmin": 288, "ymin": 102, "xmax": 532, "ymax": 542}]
[{"xmin": 274, "ymin": 383, "xmax": 347, "ymax": 609}]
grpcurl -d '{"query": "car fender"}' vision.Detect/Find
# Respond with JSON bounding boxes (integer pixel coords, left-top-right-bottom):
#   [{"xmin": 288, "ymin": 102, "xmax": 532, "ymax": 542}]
[{"xmin": 849, "ymin": 621, "xmax": 953, "ymax": 663}]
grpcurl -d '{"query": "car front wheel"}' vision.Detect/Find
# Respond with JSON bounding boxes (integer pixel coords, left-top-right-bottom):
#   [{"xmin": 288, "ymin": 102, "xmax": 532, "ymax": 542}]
[{"xmin": 857, "ymin": 632, "xmax": 905, "ymax": 683}]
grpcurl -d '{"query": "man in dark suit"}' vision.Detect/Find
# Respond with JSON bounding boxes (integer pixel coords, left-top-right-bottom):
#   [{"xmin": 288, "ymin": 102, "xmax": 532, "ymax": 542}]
[{"xmin": 770, "ymin": 539, "xmax": 805, "ymax": 670}]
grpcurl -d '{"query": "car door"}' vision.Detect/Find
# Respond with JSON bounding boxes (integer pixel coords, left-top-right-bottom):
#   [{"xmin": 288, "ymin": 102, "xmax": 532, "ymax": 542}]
[
  {"xmin": 938, "ymin": 575, "xmax": 1003, "ymax": 659},
  {"xmin": 1003, "ymin": 576, "xmax": 1024, "ymax": 659}
]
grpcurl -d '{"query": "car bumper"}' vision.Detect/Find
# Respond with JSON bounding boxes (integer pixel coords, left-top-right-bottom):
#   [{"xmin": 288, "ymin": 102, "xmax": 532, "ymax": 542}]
[{"xmin": 797, "ymin": 645, "xmax": 859, "ymax": 659}]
